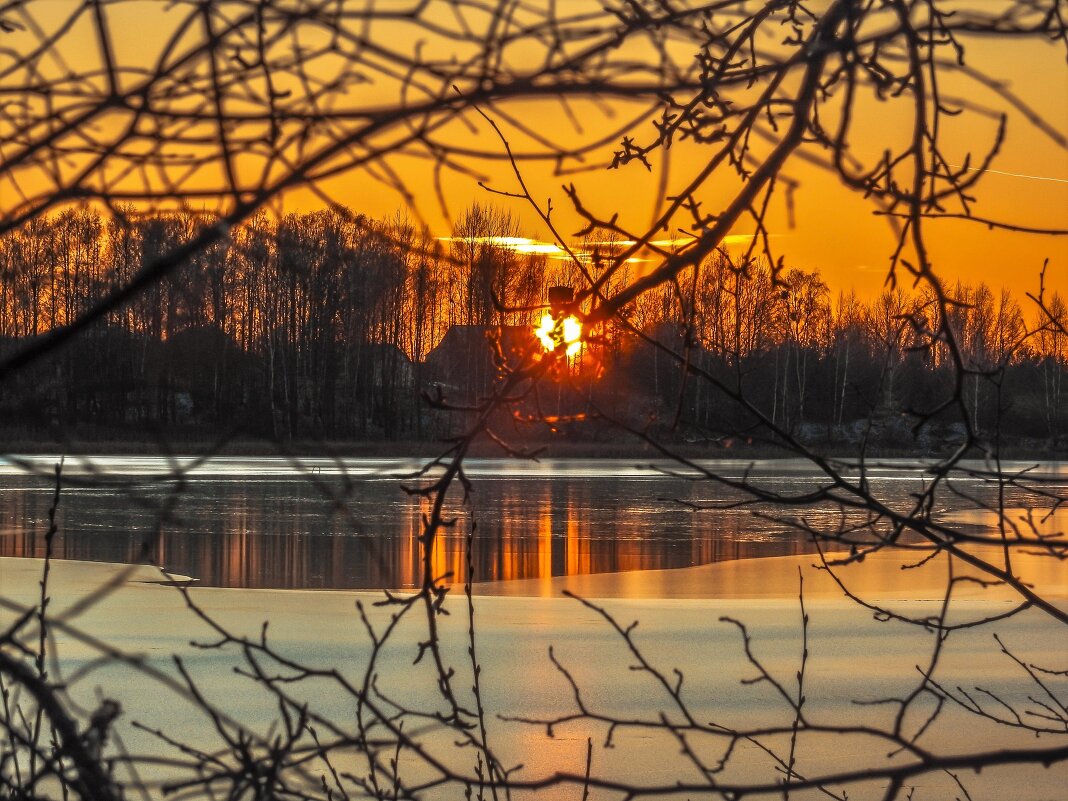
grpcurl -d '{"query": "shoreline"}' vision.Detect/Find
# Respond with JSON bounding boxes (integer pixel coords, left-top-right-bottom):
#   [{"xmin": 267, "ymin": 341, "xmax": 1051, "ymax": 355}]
[
  {"xmin": 471, "ymin": 545, "xmax": 1068, "ymax": 601},
  {"xmin": 4, "ymin": 542, "xmax": 1065, "ymax": 603},
  {"xmin": 2, "ymin": 436, "xmax": 1065, "ymax": 462},
  {"xmin": 2, "ymin": 451, "xmax": 1065, "ymax": 476}
]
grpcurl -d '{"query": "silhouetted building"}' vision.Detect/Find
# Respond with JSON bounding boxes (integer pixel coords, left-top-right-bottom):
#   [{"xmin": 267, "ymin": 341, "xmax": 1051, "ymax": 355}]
[{"xmin": 423, "ymin": 324, "xmax": 537, "ymax": 404}]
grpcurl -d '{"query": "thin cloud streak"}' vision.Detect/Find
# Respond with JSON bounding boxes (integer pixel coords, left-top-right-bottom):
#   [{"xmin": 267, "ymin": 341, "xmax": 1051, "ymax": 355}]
[
  {"xmin": 436, "ymin": 233, "xmax": 762, "ymax": 262},
  {"xmin": 950, "ymin": 165, "xmax": 1068, "ymax": 184}
]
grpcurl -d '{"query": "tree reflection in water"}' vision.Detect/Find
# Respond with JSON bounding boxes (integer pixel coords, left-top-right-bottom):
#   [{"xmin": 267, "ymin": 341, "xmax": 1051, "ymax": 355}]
[{"xmin": 3, "ymin": 458, "xmax": 1056, "ymax": 589}]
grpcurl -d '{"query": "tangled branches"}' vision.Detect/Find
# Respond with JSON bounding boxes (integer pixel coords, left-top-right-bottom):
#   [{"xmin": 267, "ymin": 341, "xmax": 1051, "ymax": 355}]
[{"xmin": 1, "ymin": 1, "xmax": 1066, "ymax": 800}]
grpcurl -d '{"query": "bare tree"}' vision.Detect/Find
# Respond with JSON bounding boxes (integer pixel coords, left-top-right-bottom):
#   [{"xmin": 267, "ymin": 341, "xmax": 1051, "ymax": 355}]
[{"xmin": 1, "ymin": 2, "xmax": 1066, "ymax": 800}]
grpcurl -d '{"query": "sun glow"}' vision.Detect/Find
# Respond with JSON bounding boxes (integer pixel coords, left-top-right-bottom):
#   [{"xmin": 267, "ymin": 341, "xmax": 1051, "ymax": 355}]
[
  {"xmin": 535, "ymin": 312, "xmax": 583, "ymax": 357},
  {"xmin": 436, "ymin": 235, "xmax": 762, "ymax": 263}
]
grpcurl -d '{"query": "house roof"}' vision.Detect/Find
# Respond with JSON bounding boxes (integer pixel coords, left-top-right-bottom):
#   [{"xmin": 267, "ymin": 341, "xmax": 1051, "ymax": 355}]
[{"xmin": 425, "ymin": 324, "xmax": 537, "ymax": 366}]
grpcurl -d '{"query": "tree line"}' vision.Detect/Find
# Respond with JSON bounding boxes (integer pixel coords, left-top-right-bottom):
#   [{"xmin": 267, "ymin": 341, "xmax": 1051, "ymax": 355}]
[{"xmin": 0, "ymin": 205, "xmax": 1064, "ymax": 447}]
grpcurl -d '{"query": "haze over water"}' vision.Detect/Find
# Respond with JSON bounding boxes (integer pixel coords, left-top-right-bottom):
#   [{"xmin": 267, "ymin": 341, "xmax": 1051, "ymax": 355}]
[{"xmin": 1, "ymin": 456, "xmax": 1063, "ymax": 590}]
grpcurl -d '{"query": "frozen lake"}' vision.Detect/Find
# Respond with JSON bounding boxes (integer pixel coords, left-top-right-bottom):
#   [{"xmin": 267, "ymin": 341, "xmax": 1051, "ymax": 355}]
[{"xmin": 1, "ymin": 455, "xmax": 1064, "ymax": 589}]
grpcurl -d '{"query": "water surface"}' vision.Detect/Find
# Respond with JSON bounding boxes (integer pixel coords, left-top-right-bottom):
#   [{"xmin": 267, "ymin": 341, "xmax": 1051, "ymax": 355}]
[{"xmin": 1, "ymin": 456, "xmax": 1063, "ymax": 589}]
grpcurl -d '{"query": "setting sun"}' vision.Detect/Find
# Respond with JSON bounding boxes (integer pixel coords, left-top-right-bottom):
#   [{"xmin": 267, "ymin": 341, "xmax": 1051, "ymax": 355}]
[{"xmin": 535, "ymin": 312, "xmax": 583, "ymax": 357}]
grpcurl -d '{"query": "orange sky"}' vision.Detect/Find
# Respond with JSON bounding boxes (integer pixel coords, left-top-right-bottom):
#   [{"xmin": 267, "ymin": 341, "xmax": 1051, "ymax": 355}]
[
  {"xmin": 2, "ymin": 1, "xmax": 1065, "ymax": 301},
  {"xmin": 306, "ymin": 34, "xmax": 1066, "ymax": 301}
]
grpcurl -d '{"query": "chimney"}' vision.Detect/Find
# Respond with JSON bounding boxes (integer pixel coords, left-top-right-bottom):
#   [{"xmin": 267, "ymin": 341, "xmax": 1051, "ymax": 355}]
[{"xmin": 547, "ymin": 285, "xmax": 573, "ymax": 316}]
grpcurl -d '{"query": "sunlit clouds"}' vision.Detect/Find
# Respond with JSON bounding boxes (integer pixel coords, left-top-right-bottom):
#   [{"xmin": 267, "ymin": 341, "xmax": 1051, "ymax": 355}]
[{"xmin": 436, "ymin": 234, "xmax": 763, "ymax": 263}]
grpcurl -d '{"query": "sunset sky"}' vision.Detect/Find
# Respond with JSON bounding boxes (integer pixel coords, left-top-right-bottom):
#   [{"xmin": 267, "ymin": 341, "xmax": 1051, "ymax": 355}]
[
  {"xmin": 320, "ymin": 32, "xmax": 1067, "ymax": 300},
  {"xmin": 2, "ymin": 1, "xmax": 1065, "ymax": 301}
]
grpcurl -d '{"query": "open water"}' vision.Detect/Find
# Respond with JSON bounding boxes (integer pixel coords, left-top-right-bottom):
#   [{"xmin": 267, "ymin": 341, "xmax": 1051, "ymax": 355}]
[{"xmin": 0, "ymin": 455, "xmax": 1063, "ymax": 588}]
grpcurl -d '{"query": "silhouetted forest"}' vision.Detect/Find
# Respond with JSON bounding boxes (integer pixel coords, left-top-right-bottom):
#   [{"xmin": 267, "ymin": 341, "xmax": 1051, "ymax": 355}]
[{"xmin": 1, "ymin": 206, "xmax": 1064, "ymax": 449}]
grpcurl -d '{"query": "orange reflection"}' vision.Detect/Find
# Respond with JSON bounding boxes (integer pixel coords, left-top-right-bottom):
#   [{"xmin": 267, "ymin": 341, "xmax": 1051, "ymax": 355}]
[{"xmin": 11, "ymin": 473, "xmax": 1046, "ymax": 592}]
